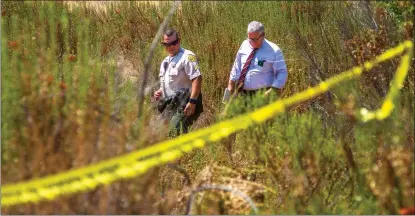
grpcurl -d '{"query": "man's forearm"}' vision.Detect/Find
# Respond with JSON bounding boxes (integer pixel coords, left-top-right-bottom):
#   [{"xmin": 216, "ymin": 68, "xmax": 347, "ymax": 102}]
[
  {"xmin": 227, "ymin": 80, "xmax": 236, "ymax": 93},
  {"xmin": 190, "ymin": 76, "xmax": 202, "ymax": 99}
]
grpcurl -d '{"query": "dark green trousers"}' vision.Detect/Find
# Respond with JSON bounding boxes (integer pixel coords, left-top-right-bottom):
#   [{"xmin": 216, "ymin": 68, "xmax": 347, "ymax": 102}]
[
  {"xmin": 168, "ymin": 108, "xmax": 201, "ymax": 137},
  {"xmin": 167, "ymin": 93, "xmax": 203, "ymax": 138}
]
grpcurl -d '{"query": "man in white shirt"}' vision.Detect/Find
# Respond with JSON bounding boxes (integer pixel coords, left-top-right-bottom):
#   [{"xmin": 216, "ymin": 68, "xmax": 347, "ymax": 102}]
[
  {"xmin": 222, "ymin": 21, "xmax": 288, "ymax": 164},
  {"xmin": 225, "ymin": 21, "xmax": 288, "ymax": 99},
  {"xmin": 154, "ymin": 28, "xmax": 203, "ymax": 137}
]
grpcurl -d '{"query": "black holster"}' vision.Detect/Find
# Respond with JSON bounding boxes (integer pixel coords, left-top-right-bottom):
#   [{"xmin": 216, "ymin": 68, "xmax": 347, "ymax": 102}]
[{"xmin": 157, "ymin": 89, "xmax": 191, "ymax": 114}]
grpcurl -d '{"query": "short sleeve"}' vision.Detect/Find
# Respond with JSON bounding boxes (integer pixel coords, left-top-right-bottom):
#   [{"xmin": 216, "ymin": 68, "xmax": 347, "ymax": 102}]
[{"xmin": 184, "ymin": 54, "xmax": 201, "ymax": 80}]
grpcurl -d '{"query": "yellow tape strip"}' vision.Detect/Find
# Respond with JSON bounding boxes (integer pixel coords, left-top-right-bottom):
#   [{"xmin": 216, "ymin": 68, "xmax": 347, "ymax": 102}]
[{"xmin": 1, "ymin": 41, "xmax": 413, "ymax": 207}]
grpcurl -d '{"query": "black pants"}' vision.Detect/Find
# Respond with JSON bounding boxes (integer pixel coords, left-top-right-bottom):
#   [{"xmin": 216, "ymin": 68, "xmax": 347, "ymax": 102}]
[
  {"xmin": 221, "ymin": 88, "xmax": 278, "ymax": 163},
  {"xmin": 240, "ymin": 87, "xmax": 271, "ymax": 97}
]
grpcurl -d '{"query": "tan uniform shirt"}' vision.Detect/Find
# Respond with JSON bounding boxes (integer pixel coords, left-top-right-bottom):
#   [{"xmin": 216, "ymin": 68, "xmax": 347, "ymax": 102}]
[{"xmin": 159, "ymin": 47, "xmax": 201, "ymax": 98}]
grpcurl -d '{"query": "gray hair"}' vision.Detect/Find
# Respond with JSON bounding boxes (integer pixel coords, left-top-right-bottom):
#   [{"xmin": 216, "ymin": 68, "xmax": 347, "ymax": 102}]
[{"xmin": 247, "ymin": 21, "xmax": 264, "ymax": 34}]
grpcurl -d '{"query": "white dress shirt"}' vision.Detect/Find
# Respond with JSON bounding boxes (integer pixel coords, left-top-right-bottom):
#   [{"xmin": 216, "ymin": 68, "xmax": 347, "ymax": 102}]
[{"xmin": 230, "ymin": 39, "xmax": 288, "ymax": 90}]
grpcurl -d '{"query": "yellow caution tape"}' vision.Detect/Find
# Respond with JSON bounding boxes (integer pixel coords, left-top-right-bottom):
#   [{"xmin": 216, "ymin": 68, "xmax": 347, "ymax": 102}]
[{"xmin": 1, "ymin": 41, "xmax": 413, "ymax": 207}]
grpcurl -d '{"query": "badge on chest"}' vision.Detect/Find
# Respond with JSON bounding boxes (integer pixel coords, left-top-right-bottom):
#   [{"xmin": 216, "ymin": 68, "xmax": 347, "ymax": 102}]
[{"xmin": 258, "ymin": 59, "xmax": 265, "ymax": 67}]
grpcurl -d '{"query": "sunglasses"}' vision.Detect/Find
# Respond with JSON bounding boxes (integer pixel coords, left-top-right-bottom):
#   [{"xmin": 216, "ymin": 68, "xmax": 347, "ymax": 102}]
[
  {"xmin": 161, "ymin": 39, "xmax": 179, "ymax": 47},
  {"xmin": 248, "ymin": 33, "xmax": 264, "ymax": 42}
]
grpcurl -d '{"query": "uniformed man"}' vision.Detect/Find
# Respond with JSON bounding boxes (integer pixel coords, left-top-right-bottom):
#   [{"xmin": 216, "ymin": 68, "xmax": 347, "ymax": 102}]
[
  {"xmin": 223, "ymin": 21, "xmax": 288, "ymax": 102},
  {"xmin": 154, "ymin": 28, "xmax": 203, "ymax": 137}
]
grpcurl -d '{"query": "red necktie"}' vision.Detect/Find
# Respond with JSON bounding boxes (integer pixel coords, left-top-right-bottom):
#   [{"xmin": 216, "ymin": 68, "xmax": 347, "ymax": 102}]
[{"xmin": 237, "ymin": 48, "xmax": 258, "ymax": 92}]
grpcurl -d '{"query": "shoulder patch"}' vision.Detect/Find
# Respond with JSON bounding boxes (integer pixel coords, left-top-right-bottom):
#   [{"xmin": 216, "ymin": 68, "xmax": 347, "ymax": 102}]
[{"xmin": 188, "ymin": 55, "xmax": 197, "ymax": 62}]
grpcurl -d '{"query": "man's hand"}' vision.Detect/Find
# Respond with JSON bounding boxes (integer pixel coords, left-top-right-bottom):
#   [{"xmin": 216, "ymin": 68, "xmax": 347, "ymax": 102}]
[
  {"xmin": 184, "ymin": 102, "xmax": 196, "ymax": 116},
  {"xmin": 154, "ymin": 89, "xmax": 163, "ymax": 101},
  {"xmin": 227, "ymin": 80, "xmax": 235, "ymax": 94}
]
